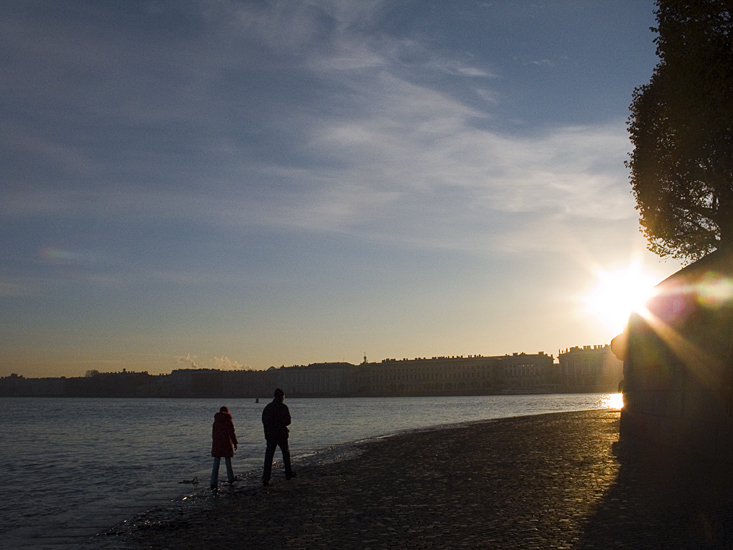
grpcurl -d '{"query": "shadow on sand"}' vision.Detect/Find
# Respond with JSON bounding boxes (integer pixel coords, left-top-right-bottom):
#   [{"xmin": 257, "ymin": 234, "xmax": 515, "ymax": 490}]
[{"xmin": 578, "ymin": 438, "xmax": 733, "ymax": 548}]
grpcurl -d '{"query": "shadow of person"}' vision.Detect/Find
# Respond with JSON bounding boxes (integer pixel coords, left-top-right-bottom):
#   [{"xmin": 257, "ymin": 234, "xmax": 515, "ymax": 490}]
[{"xmin": 577, "ymin": 438, "xmax": 733, "ymax": 548}]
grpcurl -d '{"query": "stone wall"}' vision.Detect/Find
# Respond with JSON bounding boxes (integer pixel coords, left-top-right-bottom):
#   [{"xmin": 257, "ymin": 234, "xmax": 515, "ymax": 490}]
[{"xmin": 620, "ymin": 249, "xmax": 733, "ymax": 462}]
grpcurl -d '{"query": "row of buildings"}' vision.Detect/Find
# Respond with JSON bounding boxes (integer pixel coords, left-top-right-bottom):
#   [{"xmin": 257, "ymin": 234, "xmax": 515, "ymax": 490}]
[{"xmin": 0, "ymin": 345, "xmax": 623, "ymax": 398}]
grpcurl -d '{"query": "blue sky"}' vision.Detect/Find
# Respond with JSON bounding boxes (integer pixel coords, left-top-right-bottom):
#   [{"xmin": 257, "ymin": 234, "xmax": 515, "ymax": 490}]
[{"xmin": 1, "ymin": 0, "xmax": 681, "ymax": 377}]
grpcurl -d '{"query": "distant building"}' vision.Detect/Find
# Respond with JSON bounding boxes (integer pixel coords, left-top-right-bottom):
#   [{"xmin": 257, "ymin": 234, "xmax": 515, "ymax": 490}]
[
  {"xmin": 501, "ymin": 352, "xmax": 558, "ymax": 393},
  {"xmin": 164, "ymin": 369, "xmax": 222, "ymax": 397},
  {"xmin": 353, "ymin": 353, "xmax": 556, "ymax": 396},
  {"xmin": 63, "ymin": 369, "xmax": 155, "ymax": 397},
  {"xmin": 0, "ymin": 374, "xmax": 66, "ymax": 397},
  {"xmin": 558, "ymin": 345, "xmax": 623, "ymax": 393},
  {"xmin": 4, "ymin": 349, "xmax": 637, "ymax": 399},
  {"xmin": 275, "ymin": 362, "xmax": 357, "ymax": 396},
  {"xmin": 167, "ymin": 368, "xmax": 276, "ymax": 398},
  {"xmin": 221, "ymin": 369, "xmax": 276, "ymax": 398}
]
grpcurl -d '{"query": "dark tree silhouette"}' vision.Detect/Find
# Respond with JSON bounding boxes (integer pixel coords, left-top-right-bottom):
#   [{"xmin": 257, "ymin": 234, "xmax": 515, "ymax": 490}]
[{"xmin": 627, "ymin": 0, "xmax": 733, "ymax": 262}]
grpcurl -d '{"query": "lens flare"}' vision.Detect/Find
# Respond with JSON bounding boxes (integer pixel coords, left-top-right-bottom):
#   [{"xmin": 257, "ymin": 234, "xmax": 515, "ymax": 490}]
[{"xmin": 696, "ymin": 273, "xmax": 733, "ymax": 307}]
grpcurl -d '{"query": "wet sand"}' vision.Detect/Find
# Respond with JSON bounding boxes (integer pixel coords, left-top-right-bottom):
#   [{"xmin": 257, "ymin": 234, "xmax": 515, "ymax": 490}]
[{"xmin": 109, "ymin": 409, "xmax": 733, "ymax": 549}]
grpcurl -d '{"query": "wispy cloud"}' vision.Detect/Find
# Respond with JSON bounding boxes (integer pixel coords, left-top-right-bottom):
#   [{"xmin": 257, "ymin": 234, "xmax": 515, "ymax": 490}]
[
  {"xmin": 1, "ymin": 1, "xmax": 640, "ymax": 275},
  {"xmin": 177, "ymin": 354, "xmax": 199, "ymax": 369},
  {"xmin": 213, "ymin": 356, "xmax": 250, "ymax": 370}
]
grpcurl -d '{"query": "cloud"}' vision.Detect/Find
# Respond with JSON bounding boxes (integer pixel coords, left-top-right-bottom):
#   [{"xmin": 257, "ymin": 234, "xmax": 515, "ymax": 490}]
[
  {"xmin": 177, "ymin": 354, "xmax": 199, "ymax": 369},
  {"xmin": 1, "ymin": 0, "xmax": 637, "ymax": 261},
  {"xmin": 213, "ymin": 356, "xmax": 250, "ymax": 371},
  {"xmin": 248, "ymin": 75, "xmax": 635, "ymax": 252},
  {"xmin": 173, "ymin": 355, "xmax": 250, "ymax": 371}
]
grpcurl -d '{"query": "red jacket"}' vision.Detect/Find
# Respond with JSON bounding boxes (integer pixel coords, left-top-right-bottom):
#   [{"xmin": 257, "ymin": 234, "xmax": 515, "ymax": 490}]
[{"xmin": 211, "ymin": 411, "xmax": 238, "ymax": 457}]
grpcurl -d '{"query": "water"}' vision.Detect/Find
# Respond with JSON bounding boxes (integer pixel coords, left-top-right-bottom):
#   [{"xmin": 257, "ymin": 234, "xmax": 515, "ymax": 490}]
[{"xmin": 0, "ymin": 393, "xmax": 621, "ymax": 548}]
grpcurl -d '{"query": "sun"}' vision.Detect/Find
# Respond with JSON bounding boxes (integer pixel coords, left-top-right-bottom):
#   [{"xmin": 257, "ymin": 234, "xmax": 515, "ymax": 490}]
[{"xmin": 582, "ymin": 262, "xmax": 657, "ymax": 334}]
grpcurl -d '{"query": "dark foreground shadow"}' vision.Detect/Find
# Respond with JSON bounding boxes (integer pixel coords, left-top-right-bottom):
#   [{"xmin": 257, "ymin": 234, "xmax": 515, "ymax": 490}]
[{"xmin": 578, "ymin": 440, "xmax": 733, "ymax": 549}]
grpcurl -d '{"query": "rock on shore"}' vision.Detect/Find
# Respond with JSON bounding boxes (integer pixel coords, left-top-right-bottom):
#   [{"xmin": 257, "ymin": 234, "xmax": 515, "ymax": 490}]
[{"xmin": 116, "ymin": 410, "xmax": 733, "ymax": 549}]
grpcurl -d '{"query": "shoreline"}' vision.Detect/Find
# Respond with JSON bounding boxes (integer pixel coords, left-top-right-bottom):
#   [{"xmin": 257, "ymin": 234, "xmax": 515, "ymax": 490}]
[
  {"xmin": 95, "ymin": 409, "xmax": 733, "ymax": 549},
  {"xmin": 1, "ymin": 395, "xmax": 618, "ymax": 549}
]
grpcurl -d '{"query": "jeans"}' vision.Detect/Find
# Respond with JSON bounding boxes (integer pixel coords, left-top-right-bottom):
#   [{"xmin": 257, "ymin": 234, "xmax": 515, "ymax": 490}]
[
  {"xmin": 262, "ymin": 438, "xmax": 292, "ymax": 481},
  {"xmin": 211, "ymin": 456, "xmax": 234, "ymax": 487}
]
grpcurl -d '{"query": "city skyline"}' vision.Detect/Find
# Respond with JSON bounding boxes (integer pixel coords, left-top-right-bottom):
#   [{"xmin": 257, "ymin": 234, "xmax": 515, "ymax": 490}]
[
  {"xmin": 1, "ymin": 1, "xmax": 682, "ymax": 378},
  {"xmin": 2, "ymin": 347, "xmax": 621, "ymax": 399},
  {"xmin": 5, "ymin": 341, "xmax": 615, "ymax": 378}
]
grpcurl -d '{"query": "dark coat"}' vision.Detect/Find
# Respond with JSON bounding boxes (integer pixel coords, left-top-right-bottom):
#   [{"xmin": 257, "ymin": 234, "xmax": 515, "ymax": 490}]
[
  {"xmin": 211, "ymin": 411, "xmax": 238, "ymax": 457},
  {"xmin": 262, "ymin": 399, "xmax": 291, "ymax": 441}
]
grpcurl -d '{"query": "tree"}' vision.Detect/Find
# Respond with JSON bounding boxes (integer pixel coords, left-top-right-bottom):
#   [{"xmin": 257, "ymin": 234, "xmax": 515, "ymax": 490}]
[{"xmin": 627, "ymin": 0, "xmax": 733, "ymax": 262}]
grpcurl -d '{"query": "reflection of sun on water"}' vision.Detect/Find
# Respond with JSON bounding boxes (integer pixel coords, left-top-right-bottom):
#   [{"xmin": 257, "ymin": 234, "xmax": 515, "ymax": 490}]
[
  {"xmin": 582, "ymin": 262, "xmax": 657, "ymax": 334},
  {"xmin": 602, "ymin": 393, "xmax": 624, "ymax": 410}
]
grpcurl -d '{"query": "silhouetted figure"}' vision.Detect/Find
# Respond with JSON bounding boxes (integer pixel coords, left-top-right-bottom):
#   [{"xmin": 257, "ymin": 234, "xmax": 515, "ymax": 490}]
[
  {"xmin": 210, "ymin": 406, "xmax": 238, "ymax": 490},
  {"xmin": 261, "ymin": 388, "xmax": 295, "ymax": 486}
]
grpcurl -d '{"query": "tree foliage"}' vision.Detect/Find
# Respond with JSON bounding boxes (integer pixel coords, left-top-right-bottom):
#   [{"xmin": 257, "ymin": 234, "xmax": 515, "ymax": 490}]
[{"xmin": 627, "ymin": 0, "xmax": 733, "ymax": 262}]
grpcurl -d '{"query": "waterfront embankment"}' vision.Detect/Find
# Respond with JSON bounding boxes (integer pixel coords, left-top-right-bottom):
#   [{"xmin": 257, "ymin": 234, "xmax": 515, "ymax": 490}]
[{"xmin": 108, "ymin": 409, "xmax": 733, "ymax": 549}]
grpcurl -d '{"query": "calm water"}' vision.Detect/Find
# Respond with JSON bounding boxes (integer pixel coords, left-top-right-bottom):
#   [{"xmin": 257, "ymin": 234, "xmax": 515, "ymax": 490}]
[{"xmin": 0, "ymin": 394, "xmax": 621, "ymax": 548}]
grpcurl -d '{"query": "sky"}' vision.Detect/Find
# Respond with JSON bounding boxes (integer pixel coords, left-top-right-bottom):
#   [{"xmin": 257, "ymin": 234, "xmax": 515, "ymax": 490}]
[{"xmin": 1, "ymin": 0, "xmax": 683, "ymax": 378}]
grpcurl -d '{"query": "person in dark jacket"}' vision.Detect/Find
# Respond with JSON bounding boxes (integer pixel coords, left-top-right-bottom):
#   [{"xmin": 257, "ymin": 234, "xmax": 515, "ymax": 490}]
[
  {"xmin": 261, "ymin": 388, "xmax": 295, "ymax": 486},
  {"xmin": 210, "ymin": 406, "xmax": 238, "ymax": 490}
]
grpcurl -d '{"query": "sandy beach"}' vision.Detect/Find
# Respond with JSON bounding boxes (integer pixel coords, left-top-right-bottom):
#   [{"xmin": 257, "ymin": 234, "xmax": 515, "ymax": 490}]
[{"xmin": 106, "ymin": 409, "xmax": 733, "ymax": 549}]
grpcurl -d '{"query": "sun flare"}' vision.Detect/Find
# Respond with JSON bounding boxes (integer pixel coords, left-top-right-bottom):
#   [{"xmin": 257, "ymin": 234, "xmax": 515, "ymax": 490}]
[{"xmin": 582, "ymin": 262, "xmax": 657, "ymax": 334}]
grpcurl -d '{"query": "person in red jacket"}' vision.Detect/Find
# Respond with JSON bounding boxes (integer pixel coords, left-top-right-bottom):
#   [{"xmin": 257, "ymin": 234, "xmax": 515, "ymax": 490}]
[{"xmin": 210, "ymin": 406, "xmax": 238, "ymax": 490}]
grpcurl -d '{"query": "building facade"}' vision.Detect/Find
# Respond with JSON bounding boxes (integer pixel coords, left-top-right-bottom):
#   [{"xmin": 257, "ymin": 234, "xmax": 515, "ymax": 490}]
[
  {"xmin": 3, "ymin": 348, "xmax": 634, "ymax": 398},
  {"xmin": 558, "ymin": 345, "xmax": 624, "ymax": 393},
  {"xmin": 352, "ymin": 352, "xmax": 556, "ymax": 396},
  {"xmin": 274, "ymin": 362, "xmax": 357, "ymax": 396}
]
